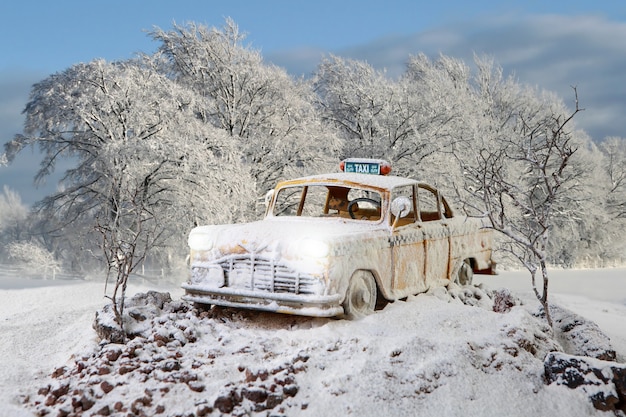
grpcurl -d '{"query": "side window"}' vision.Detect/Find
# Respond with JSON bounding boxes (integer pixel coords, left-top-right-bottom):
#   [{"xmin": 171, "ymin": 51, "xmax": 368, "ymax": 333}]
[{"xmin": 417, "ymin": 186, "xmax": 441, "ymax": 221}]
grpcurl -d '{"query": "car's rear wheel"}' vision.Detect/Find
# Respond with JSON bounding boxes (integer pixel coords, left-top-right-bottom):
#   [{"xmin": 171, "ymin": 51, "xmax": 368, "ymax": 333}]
[
  {"xmin": 342, "ymin": 271, "xmax": 377, "ymax": 319},
  {"xmin": 456, "ymin": 259, "xmax": 474, "ymax": 285}
]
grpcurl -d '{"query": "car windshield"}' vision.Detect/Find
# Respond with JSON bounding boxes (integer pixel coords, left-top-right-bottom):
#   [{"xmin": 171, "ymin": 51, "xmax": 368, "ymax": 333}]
[{"xmin": 272, "ymin": 184, "xmax": 382, "ymax": 221}]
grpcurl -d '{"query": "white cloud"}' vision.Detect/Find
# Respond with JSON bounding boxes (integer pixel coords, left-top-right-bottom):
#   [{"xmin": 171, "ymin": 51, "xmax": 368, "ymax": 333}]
[{"xmin": 271, "ymin": 13, "xmax": 626, "ymax": 141}]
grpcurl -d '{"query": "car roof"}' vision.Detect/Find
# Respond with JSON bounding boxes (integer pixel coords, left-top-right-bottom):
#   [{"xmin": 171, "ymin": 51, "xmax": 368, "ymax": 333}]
[{"xmin": 276, "ymin": 172, "xmax": 420, "ymax": 190}]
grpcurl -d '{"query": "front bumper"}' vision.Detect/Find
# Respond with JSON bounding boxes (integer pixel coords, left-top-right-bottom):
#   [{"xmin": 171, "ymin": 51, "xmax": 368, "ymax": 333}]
[{"xmin": 182, "ymin": 283, "xmax": 344, "ymax": 317}]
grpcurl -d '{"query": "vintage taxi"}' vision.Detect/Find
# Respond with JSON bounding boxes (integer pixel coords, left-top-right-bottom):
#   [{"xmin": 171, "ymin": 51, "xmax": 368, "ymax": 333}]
[{"xmin": 182, "ymin": 159, "xmax": 496, "ymax": 318}]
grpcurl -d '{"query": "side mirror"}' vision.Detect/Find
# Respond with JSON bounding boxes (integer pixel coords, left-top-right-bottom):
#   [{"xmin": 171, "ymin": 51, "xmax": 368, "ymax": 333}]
[{"xmin": 391, "ymin": 196, "xmax": 412, "ymax": 218}]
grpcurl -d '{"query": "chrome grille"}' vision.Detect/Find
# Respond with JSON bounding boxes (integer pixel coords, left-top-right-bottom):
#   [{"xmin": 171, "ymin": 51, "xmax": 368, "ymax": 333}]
[{"xmin": 218, "ymin": 255, "xmax": 320, "ymax": 295}]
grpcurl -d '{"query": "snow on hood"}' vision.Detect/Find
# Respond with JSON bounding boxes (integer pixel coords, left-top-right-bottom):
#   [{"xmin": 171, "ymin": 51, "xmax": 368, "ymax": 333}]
[{"xmin": 189, "ymin": 217, "xmax": 385, "ymax": 255}]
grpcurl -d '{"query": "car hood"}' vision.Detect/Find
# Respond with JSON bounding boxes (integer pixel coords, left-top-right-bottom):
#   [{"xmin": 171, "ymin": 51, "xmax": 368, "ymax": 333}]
[{"xmin": 189, "ymin": 217, "xmax": 385, "ymax": 257}]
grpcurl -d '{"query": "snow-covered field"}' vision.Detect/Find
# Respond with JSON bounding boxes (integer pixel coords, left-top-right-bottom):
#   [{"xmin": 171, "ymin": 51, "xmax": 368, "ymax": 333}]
[{"xmin": 0, "ymin": 268, "xmax": 624, "ymax": 417}]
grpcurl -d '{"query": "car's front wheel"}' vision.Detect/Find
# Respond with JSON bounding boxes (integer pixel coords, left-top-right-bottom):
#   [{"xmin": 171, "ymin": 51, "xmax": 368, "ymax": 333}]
[{"xmin": 342, "ymin": 271, "xmax": 377, "ymax": 319}]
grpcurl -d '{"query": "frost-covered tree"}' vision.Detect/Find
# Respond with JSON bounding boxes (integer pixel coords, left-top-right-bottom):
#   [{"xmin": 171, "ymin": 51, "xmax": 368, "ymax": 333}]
[
  {"xmin": 0, "ymin": 186, "xmax": 29, "ymax": 247},
  {"xmin": 2, "ymin": 56, "xmax": 255, "ymax": 332},
  {"xmin": 313, "ymin": 55, "xmax": 401, "ymax": 159},
  {"xmin": 543, "ymin": 140, "xmax": 609, "ymax": 267},
  {"xmin": 151, "ymin": 19, "xmax": 338, "ymax": 198},
  {"xmin": 582, "ymin": 136, "xmax": 626, "ymax": 266},
  {"xmin": 400, "ymin": 53, "xmax": 475, "ymax": 177},
  {"xmin": 455, "ymin": 68, "xmax": 584, "ymax": 326},
  {"xmin": 600, "ymin": 136, "xmax": 626, "ymax": 220},
  {"xmin": 313, "ymin": 54, "xmax": 475, "ymax": 181}
]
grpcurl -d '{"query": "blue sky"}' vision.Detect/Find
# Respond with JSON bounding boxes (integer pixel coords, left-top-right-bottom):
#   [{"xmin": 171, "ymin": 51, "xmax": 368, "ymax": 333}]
[
  {"xmin": 1, "ymin": 1, "xmax": 621, "ymax": 73},
  {"xmin": 1, "ymin": 0, "xmax": 625, "ymax": 204}
]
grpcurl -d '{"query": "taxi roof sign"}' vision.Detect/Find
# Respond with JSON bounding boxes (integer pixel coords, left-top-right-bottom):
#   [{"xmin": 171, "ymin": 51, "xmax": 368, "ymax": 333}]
[{"xmin": 340, "ymin": 158, "xmax": 391, "ymax": 175}]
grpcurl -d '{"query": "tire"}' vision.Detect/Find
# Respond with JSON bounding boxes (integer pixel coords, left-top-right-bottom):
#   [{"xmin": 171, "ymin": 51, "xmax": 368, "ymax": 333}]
[
  {"xmin": 342, "ymin": 271, "xmax": 377, "ymax": 319},
  {"xmin": 456, "ymin": 260, "xmax": 474, "ymax": 286}
]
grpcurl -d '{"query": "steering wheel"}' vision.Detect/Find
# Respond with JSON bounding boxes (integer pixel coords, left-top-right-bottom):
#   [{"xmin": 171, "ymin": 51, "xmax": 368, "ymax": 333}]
[{"xmin": 347, "ymin": 198, "xmax": 381, "ymax": 219}]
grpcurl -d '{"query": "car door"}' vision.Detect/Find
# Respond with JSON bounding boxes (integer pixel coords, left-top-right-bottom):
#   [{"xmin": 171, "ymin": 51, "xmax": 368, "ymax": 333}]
[
  {"xmin": 389, "ymin": 185, "xmax": 428, "ymax": 297},
  {"xmin": 416, "ymin": 185, "xmax": 451, "ymax": 287}
]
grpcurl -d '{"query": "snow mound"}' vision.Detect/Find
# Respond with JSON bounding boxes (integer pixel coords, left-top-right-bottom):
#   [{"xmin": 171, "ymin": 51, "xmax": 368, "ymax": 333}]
[
  {"xmin": 22, "ymin": 285, "xmax": 619, "ymax": 417},
  {"xmin": 550, "ymin": 304, "xmax": 617, "ymax": 361}
]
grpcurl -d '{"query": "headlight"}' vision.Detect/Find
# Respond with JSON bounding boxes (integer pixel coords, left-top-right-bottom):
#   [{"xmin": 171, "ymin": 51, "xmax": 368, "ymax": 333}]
[
  {"xmin": 299, "ymin": 239, "xmax": 330, "ymax": 258},
  {"xmin": 191, "ymin": 265, "xmax": 224, "ymax": 287},
  {"xmin": 188, "ymin": 232, "xmax": 213, "ymax": 251}
]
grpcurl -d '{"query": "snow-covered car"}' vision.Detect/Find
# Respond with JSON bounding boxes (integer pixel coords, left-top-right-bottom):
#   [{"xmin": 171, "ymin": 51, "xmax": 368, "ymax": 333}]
[{"xmin": 182, "ymin": 159, "xmax": 496, "ymax": 318}]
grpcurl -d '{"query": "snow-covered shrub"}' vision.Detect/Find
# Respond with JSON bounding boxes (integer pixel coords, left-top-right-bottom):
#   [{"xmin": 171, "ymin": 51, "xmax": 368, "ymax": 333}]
[{"xmin": 7, "ymin": 241, "xmax": 61, "ymax": 279}]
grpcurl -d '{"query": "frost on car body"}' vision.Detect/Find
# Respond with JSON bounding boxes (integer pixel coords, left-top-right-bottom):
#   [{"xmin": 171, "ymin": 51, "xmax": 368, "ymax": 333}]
[{"xmin": 182, "ymin": 159, "xmax": 496, "ymax": 318}]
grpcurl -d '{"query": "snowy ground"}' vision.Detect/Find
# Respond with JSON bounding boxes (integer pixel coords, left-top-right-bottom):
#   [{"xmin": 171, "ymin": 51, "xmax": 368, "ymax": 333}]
[
  {"xmin": 0, "ymin": 268, "xmax": 625, "ymax": 417},
  {"xmin": 476, "ymin": 268, "xmax": 626, "ymax": 361}
]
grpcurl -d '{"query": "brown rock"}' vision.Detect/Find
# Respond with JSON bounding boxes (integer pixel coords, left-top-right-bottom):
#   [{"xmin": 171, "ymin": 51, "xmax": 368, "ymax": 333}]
[
  {"xmin": 214, "ymin": 389, "xmax": 241, "ymax": 413},
  {"xmin": 104, "ymin": 347, "xmax": 123, "ymax": 362},
  {"xmin": 187, "ymin": 380, "xmax": 205, "ymax": 393},
  {"xmin": 196, "ymin": 404, "xmax": 212, "ymax": 416},
  {"xmin": 51, "ymin": 367, "xmax": 67, "ymax": 378},
  {"xmin": 96, "ymin": 405, "xmax": 111, "ymax": 415},
  {"xmin": 242, "ymin": 387, "xmax": 268, "ymax": 403},
  {"xmin": 100, "ymin": 381, "xmax": 115, "ymax": 394},
  {"xmin": 283, "ymin": 384, "xmax": 299, "ymax": 397},
  {"xmin": 545, "ymin": 352, "xmax": 626, "ymax": 413},
  {"xmin": 50, "ymin": 383, "xmax": 70, "ymax": 399}
]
